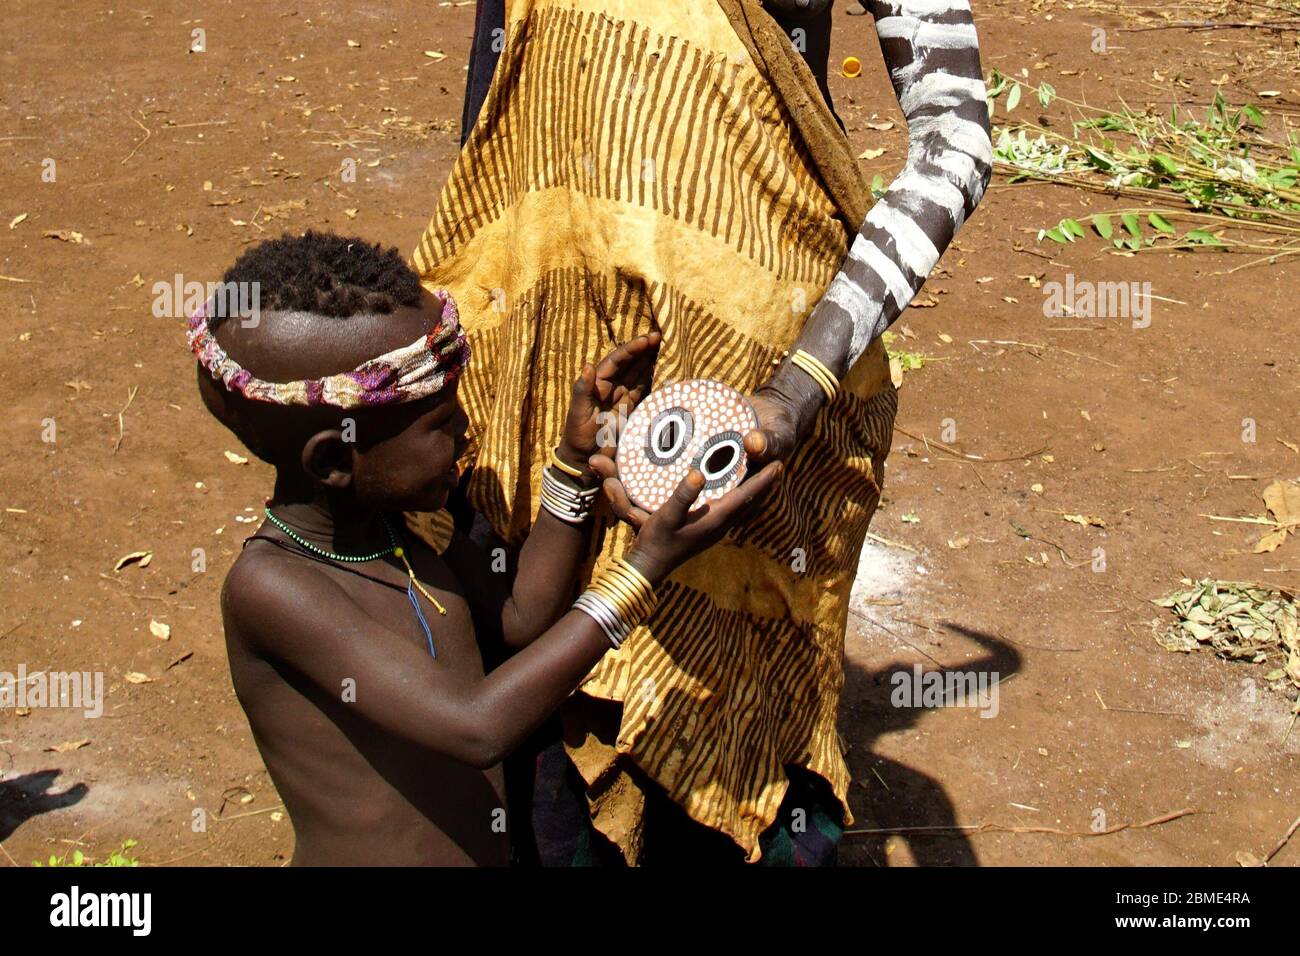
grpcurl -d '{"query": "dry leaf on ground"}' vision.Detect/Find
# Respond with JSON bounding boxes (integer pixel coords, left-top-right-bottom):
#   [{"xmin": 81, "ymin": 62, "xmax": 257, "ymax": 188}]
[
  {"xmin": 45, "ymin": 739, "xmax": 90, "ymax": 753},
  {"xmin": 113, "ymin": 550, "xmax": 153, "ymax": 571},
  {"xmin": 1253, "ymin": 479, "xmax": 1300, "ymax": 552},
  {"xmin": 42, "ymin": 229, "xmax": 85, "ymax": 243},
  {"xmin": 1063, "ymin": 513, "xmax": 1106, "ymax": 528}
]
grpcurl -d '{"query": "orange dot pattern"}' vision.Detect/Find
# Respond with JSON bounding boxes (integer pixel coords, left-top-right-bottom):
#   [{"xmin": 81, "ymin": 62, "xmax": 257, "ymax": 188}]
[{"xmin": 616, "ymin": 379, "xmax": 760, "ymax": 513}]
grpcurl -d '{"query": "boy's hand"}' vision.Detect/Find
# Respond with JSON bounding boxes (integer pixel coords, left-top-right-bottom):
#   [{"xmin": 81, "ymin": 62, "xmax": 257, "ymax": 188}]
[
  {"xmin": 555, "ymin": 332, "xmax": 661, "ymax": 473},
  {"xmin": 588, "ymin": 457, "xmax": 784, "ymax": 584}
]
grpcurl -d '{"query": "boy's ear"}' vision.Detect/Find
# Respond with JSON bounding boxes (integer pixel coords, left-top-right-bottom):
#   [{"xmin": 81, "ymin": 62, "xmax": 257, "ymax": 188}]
[{"xmin": 302, "ymin": 430, "xmax": 353, "ymax": 489}]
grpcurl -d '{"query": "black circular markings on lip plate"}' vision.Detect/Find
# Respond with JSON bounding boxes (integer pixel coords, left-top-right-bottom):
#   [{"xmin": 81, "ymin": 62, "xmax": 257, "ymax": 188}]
[
  {"xmin": 692, "ymin": 430, "xmax": 745, "ymax": 491},
  {"xmin": 645, "ymin": 406, "xmax": 694, "ymax": 466}
]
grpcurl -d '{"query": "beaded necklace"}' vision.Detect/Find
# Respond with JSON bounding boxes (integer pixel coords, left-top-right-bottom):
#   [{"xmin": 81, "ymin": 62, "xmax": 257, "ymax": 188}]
[{"xmin": 262, "ymin": 507, "xmax": 445, "ymax": 657}]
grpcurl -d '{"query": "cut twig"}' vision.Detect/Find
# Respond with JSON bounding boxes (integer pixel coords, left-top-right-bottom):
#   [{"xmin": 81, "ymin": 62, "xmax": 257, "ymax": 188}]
[
  {"xmin": 214, "ymin": 803, "xmax": 285, "ymax": 824},
  {"xmin": 850, "ymin": 610, "xmax": 943, "ymax": 666},
  {"xmin": 1264, "ymin": 815, "xmax": 1300, "ymax": 864},
  {"xmin": 161, "ymin": 120, "xmax": 231, "ymax": 130},
  {"xmin": 1198, "ymin": 513, "xmax": 1277, "ymax": 525},
  {"xmin": 969, "ymin": 339, "xmax": 1122, "ymax": 369},
  {"xmin": 894, "ymin": 424, "xmax": 1046, "ymax": 463},
  {"xmin": 1120, "ymin": 19, "xmax": 1300, "ymax": 31},
  {"xmin": 1095, "ymin": 688, "xmax": 1193, "ymax": 719},
  {"xmin": 112, "ymin": 386, "xmax": 139, "ymax": 453},
  {"xmin": 844, "ymin": 807, "xmax": 1197, "ymax": 839},
  {"xmin": 864, "ymin": 530, "xmax": 918, "ymax": 553},
  {"xmin": 120, "ymin": 112, "xmax": 152, "ymax": 165}
]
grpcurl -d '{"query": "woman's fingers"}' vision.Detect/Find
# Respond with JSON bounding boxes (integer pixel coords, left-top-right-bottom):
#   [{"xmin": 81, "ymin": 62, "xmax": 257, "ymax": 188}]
[
  {"xmin": 621, "ymin": 334, "xmax": 661, "ymax": 381},
  {"xmin": 743, "ymin": 427, "xmax": 769, "ymax": 460},
  {"xmin": 587, "ymin": 332, "xmax": 661, "ymax": 433}
]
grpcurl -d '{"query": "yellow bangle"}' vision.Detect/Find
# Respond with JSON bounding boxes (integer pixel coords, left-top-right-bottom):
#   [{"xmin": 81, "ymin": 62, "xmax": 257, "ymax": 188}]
[
  {"xmin": 550, "ymin": 448, "xmax": 587, "ymax": 479},
  {"xmin": 600, "ymin": 570, "xmax": 653, "ymax": 619},
  {"xmin": 791, "ymin": 350, "xmax": 838, "ymax": 400},
  {"xmin": 615, "ymin": 556, "xmax": 655, "ymax": 596},
  {"xmin": 590, "ymin": 579, "xmax": 641, "ymax": 621},
  {"xmin": 590, "ymin": 559, "xmax": 657, "ymax": 621},
  {"xmin": 790, "ymin": 350, "xmax": 838, "ymax": 401}
]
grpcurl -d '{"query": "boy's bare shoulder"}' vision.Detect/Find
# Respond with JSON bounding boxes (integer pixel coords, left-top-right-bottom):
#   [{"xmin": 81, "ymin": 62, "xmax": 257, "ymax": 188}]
[{"xmin": 220, "ymin": 537, "xmax": 350, "ymax": 646}]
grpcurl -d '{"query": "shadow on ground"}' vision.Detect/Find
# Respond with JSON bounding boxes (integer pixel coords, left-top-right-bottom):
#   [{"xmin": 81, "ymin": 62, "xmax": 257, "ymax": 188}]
[
  {"xmin": 0, "ymin": 769, "xmax": 88, "ymax": 846},
  {"xmin": 840, "ymin": 623, "xmax": 1022, "ymax": 866}
]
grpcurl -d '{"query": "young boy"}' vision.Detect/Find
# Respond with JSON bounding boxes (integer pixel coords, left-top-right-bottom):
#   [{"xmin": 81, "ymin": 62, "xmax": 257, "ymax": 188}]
[{"xmin": 192, "ymin": 232, "xmax": 780, "ymax": 866}]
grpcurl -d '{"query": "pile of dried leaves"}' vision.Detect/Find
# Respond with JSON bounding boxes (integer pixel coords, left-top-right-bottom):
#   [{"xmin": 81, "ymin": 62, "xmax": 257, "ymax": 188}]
[{"xmin": 1155, "ymin": 579, "xmax": 1300, "ymax": 698}]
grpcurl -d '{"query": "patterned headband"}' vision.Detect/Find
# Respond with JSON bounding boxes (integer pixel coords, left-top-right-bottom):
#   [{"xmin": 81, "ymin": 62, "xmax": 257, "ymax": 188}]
[{"xmin": 187, "ymin": 290, "xmax": 470, "ymax": 409}]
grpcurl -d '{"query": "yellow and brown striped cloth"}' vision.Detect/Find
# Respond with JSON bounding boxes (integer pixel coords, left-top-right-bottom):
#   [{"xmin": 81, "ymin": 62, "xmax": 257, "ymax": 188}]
[{"xmin": 412, "ymin": 0, "xmax": 896, "ymax": 862}]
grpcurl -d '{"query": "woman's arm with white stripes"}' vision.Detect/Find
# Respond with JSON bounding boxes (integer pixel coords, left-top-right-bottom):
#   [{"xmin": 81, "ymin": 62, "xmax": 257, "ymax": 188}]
[{"xmin": 747, "ymin": 0, "xmax": 992, "ymax": 463}]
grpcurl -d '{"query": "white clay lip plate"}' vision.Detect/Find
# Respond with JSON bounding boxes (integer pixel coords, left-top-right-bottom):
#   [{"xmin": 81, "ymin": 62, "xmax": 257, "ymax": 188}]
[{"xmin": 615, "ymin": 379, "xmax": 760, "ymax": 513}]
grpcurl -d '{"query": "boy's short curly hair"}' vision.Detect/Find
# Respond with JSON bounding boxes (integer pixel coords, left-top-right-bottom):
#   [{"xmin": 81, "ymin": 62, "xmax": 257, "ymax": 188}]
[{"xmin": 211, "ymin": 230, "xmax": 422, "ymax": 327}]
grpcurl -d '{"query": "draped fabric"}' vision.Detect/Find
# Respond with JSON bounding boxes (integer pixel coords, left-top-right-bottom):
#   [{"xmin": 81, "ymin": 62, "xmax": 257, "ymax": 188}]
[{"xmin": 413, "ymin": 0, "xmax": 896, "ymax": 861}]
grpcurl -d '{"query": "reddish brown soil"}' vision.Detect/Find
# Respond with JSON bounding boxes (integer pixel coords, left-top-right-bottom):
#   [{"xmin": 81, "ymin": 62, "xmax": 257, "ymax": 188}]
[{"xmin": 1, "ymin": 0, "xmax": 1296, "ymax": 866}]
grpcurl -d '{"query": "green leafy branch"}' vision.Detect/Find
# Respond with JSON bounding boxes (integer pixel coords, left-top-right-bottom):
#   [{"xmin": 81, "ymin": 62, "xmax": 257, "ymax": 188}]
[
  {"xmin": 33, "ymin": 839, "xmax": 140, "ymax": 868},
  {"xmin": 987, "ymin": 70, "xmax": 1300, "ymax": 266}
]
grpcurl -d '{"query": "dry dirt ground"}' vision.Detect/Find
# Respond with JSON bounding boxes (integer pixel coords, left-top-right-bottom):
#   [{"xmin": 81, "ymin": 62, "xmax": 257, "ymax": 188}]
[{"xmin": 1, "ymin": 0, "xmax": 1296, "ymax": 866}]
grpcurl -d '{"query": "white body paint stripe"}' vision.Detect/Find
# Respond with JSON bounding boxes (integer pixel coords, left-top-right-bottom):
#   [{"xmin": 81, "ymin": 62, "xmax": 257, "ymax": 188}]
[
  {"xmin": 932, "ymin": 149, "xmax": 988, "ymax": 204},
  {"xmin": 848, "ymin": 306, "xmax": 880, "ymax": 368},
  {"xmin": 908, "ymin": 112, "xmax": 994, "ymax": 164},
  {"xmin": 875, "ymin": 17, "xmax": 979, "ymax": 50},
  {"xmin": 865, "ymin": 203, "xmax": 940, "ymax": 280},
  {"xmin": 891, "ymin": 166, "xmax": 968, "ymax": 227},
  {"xmin": 898, "ymin": 71, "xmax": 986, "ymax": 116},
  {"xmin": 849, "ymin": 234, "xmax": 917, "ymax": 308},
  {"xmin": 874, "ymin": 0, "xmax": 974, "ymax": 16},
  {"xmin": 824, "ymin": 272, "xmax": 881, "ymax": 323}
]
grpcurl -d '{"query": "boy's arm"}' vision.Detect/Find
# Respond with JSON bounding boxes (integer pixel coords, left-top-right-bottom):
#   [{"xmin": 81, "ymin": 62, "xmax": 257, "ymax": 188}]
[
  {"xmin": 225, "ymin": 558, "xmax": 611, "ymax": 769},
  {"xmin": 227, "ymin": 459, "xmax": 778, "ymax": 769},
  {"xmin": 441, "ymin": 488, "xmax": 595, "ymax": 655},
  {"xmin": 496, "ymin": 480, "xmax": 598, "ymax": 650},
  {"xmin": 450, "ymin": 335, "xmax": 661, "ymax": 653},
  {"xmin": 749, "ymin": 0, "xmax": 993, "ymax": 461}
]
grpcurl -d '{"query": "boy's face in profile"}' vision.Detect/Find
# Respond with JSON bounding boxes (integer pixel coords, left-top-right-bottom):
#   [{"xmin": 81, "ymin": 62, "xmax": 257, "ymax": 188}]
[
  {"xmin": 200, "ymin": 286, "xmax": 470, "ymax": 512},
  {"xmin": 350, "ymin": 382, "xmax": 469, "ymax": 513}
]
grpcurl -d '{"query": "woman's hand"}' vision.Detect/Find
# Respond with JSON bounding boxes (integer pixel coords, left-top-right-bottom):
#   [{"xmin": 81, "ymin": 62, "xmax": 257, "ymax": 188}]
[
  {"xmin": 556, "ymin": 332, "xmax": 661, "ymax": 473},
  {"xmin": 742, "ymin": 362, "xmax": 825, "ymax": 466},
  {"xmin": 589, "ymin": 457, "xmax": 784, "ymax": 584},
  {"xmin": 743, "ymin": 389, "xmax": 803, "ymax": 466}
]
